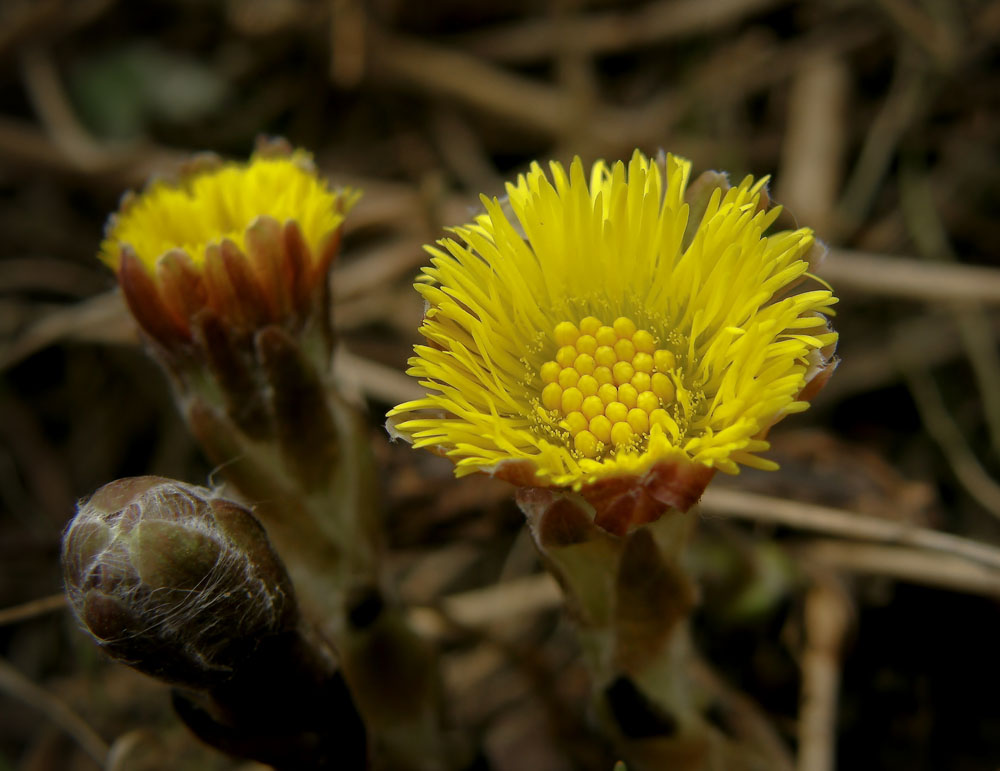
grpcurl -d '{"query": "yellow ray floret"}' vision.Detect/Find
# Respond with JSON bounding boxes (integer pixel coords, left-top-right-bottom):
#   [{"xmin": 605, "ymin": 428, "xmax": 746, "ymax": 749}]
[
  {"xmin": 100, "ymin": 151, "xmax": 359, "ymax": 271},
  {"xmin": 388, "ymin": 150, "xmax": 837, "ymax": 489}
]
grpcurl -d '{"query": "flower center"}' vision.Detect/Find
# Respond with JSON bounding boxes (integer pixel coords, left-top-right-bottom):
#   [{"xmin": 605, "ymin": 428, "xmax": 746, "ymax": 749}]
[{"xmin": 539, "ymin": 315, "xmax": 679, "ymax": 458}]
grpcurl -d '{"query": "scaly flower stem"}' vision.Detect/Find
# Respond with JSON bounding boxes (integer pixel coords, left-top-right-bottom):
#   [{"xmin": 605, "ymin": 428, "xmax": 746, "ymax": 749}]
[
  {"xmin": 184, "ymin": 328, "xmax": 447, "ymax": 770},
  {"xmin": 172, "ymin": 621, "xmax": 366, "ymax": 770},
  {"xmin": 517, "ymin": 488, "xmax": 780, "ymax": 771}
]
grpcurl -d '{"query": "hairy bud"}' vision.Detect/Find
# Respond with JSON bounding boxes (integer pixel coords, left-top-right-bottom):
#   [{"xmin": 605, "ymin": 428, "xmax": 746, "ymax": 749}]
[{"xmin": 62, "ymin": 476, "xmax": 297, "ymax": 688}]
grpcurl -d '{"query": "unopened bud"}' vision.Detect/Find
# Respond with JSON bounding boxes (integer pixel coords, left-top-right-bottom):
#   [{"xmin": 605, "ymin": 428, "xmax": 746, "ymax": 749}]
[{"xmin": 62, "ymin": 476, "xmax": 297, "ymax": 688}]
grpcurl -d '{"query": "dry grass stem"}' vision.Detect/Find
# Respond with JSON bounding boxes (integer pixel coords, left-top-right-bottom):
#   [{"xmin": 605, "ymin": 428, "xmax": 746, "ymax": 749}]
[
  {"xmin": 329, "ymin": 0, "xmax": 366, "ymax": 87},
  {"xmin": 824, "ymin": 313, "xmax": 1000, "ymax": 403},
  {"xmin": 796, "ymin": 577, "xmax": 851, "ymax": 771},
  {"xmin": 777, "ymin": 53, "xmax": 848, "ymax": 236},
  {"xmin": 371, "ymin": 30, "xmax": 672, "ymax": 148},
  {"xmin": 0, "ymin": 257, "xmax": 104, "ymax": 296},
  {"xmin": 335, "ymin": 348, "xmax": 424, "ymax": 404},
  {"xmin": 0, "ymin": 290, "xmax": 135, "ymax": 372},
  {"xmin": 897, "ymin": 359, "xmax": 1000, "ymax": 519},
  {"xmin": 333, "ymin": 239, "xmax": 428, "ymax": 301},
  {"xmin": 795, "ymin": 539, "xmax": 1000, "ymax": 599},
  {"xmin": 835, "ymin": 56, "xmax": 926, "ymax": 235},
  {"xmin": 821, "ymin": 249, "xmax": 1000, "ymax": 305},
  {"xmin": 372, "ymin": 31, "xmax": 587, "ymax": 138},
  {"xmin": 455, "ymin": 0, "xmax": 785, "ymax": 63},
  {"xmin": 430, "ymin": 108, "xmax": 504, "ymax": 194},
  {"xmin": 396, "ymin": 544, "xmax": 484, "ymax": 605},
  {"xmin": 408, "ymin": 573, "xmax": 561, "ymax": 640},
  {"xmin": 0, "ymin": 116, "xmax": 182, "ymax": 184},
  {"xmin": 0, "ymin": 593, "xmax": 66, "ymax": 626},
  {"xmin": 899, "ymin": 164, "xmax": 1000, "ymax": 459},
  {"xmin": 700, "ymin": 487, "xmax": 1000, "ymax": 572},
  {"xmin": 875, "ymin": 0, "xmax": 961, "ymax": 66},
  {"xmin": 19, "ymin": 46, "xmax": 121, "ymax": 171},
  {"xmin": 0, "ymin": 657, "xmax": 109, "ymax": 766}
]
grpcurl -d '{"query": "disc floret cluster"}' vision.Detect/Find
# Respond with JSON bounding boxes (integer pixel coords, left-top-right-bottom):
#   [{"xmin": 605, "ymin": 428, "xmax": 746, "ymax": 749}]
[{"xmin": 539, "ymin": 315, "xmax": 682, "ymax": 458}]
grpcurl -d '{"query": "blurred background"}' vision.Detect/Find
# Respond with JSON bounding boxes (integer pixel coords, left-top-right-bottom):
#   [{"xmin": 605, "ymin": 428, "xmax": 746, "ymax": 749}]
[{"xmin": 1, "ymin": 0, "xmax": 999, "ymax": 769}]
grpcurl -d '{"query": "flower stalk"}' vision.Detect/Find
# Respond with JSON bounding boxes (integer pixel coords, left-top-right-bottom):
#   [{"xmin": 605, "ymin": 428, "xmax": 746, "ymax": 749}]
[
  {"xmin": 519, "ymin": 489, "xmax": 784, "ymax": 770},
  {"xmin": 90, "ymin": 141, "xmax": 449, "ymax": 769}
]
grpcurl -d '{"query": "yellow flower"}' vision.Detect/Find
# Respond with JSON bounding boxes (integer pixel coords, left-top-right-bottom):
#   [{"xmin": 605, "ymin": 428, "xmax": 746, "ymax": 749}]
[
  {"xmin": 102, "ymin": 142, "xmax": 359, "ymax": 348},
  {"xmin": 389, "ymin": 151, "xmax": 837, "ymax": 533}
]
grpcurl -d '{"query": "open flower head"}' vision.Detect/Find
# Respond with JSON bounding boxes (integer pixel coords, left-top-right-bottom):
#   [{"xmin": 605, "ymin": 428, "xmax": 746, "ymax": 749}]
[
  {"xmin": 102, "ymin": 140, "xmax": 359, "ymax": 350},
  {"xmin": 389, "ymin": 151, "xmax": 837, "ymax": 533}
]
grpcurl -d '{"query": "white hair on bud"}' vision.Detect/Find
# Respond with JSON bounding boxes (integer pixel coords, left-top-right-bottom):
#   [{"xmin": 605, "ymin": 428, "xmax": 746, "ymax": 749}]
[{"xmin": 63, "ymin": 477, "xmax": 295, "ymax": 679}]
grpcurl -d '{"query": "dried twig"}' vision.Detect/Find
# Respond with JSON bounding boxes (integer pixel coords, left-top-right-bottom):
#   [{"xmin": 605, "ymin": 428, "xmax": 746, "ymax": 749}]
[
  {"xmin": 0, "ymin": 656, "xmax": 109, "ymax": 766},
  {"xmin": 820, "ymin": 249, "xmax": 1000, "ymax": 305},
  {"xmin": 19, "ymin": 46, "xmax": 122, "ymax": 172},
  {"xmin": 0, "ymin": 116, "xmax": 183, "ymax": 184},
  {"xmin": 409, "ymin": 573, "xmax": 561, "ymax": 639},
  {"xmin": 700, "ymin": 487, "xmax": 1000, "ymax": 572},
  {"xmin": 369, "ymin": 30, "xmax": 670, "ymax": 148},
  {"xmin": 0, "ymin": 257, "xmax": 106, "ymax": 297},
  {"xmin": 896, "ymin": 356, "xmax": 1000, "ymax": 520},
  {"xmin": 777, "ymin": 53, "xmax": 848, "ymax": 236},
  {"xmin": 335, "ymin": 347, "xmax": 424, "ymax": 405},
  {"xmin": 796, "ymin": 576, "xmax": 851, "ymax": 771},
  {"xmin": 822, "ymin": 312, "xmax": 1000, "ymax": 403},
  {"xmin": 0, "ymin": 593, "xmax": 67, "ymax": 626},
  {"xmin": 371, "ymin": 30, "xmax": 584, "ymax": 137},
  {"xmin": 875, "ymin": 0, "xmax": 960, "ymax": 67},
  {"xmin": 430, "ymin": 107, "xmax": 504, "ymax": 195},
  {"xmin": 835, "ymin": 53, "xmax": 927, "ymax": 236},
  {"xmin": 0, "ymin": 0, "xmax": 116, "ymax": 58},
  {"xmin": 395, "ymin": 544, "xmax": 484, "ymax": 605},
  {"xmin": 404, "ymin": 533, "xmax": 1000, "ymax": 645},
  {"xmin": 454, "ymin": 0, "xmax": 786, "ymax": 63},
  {"xmin": 795, "ymin": 539, "xmax": 1000, "ymax": 599},
  {"xmin": 338, "ymin": 172, "xmax": 474, "ymax": 234},
  {"xmin": 329, "ymin": 0, "xmax": 366, "ymax": 87},
  {"xmin": 0, "ymin": 290, "xmax": 135, "ymax": 372},
  {"xmin": 333, "ymin": 238, "xmax": 428, "ymax": 301},
  {"xmin": 898, "ymin": 161, "xmax": 1000, "ymax": 460}
]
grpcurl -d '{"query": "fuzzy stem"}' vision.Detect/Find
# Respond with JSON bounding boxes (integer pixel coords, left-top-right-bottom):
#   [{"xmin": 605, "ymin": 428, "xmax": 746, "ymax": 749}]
[
  {"xmin": 172, "ymin": 622, "xmax": 366, "ymax": 771},
  {"xmin": 517, "ymin": 488, "xmax": 788, "ymax": 771},
  {"xmin": 180, "ymin": 331, "xmax": 448, "ymax": 770}
]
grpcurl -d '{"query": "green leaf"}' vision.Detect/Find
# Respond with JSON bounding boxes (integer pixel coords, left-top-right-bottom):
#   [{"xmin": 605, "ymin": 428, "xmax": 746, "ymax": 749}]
[{"xmin": 70, "ymin": 42, "xmax": 230, "ymax": 139}]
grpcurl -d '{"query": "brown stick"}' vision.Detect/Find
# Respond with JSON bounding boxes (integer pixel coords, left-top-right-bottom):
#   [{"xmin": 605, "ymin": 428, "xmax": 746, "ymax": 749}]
[
  {"xmin": 700, "ymin": 487, "xmax": 1000, "ymax": 571},
  {"xmin": 0, "ymin": 593, "xmax": 66, "ymax": 626},
  {"xmin": 369, "ymin": 30, "xmax": 665, "ymax": 147},
  {"xmin": 0, "ymin": 657, "xmax": 109, "ymax": 766},
  {"xmin": 455, "ymin": 0, "xmax": 786, "ymax": 63},
  {"xmin": 777, "ymin": 53, "xmax": 849, "ymax": 237},
  {"xmin": 820, "ymin": 249, "xmax": 1000, "ymax": 305},
  {"xmin": 796, "ymin": 577, "xmax": 851, "ymax": 771},
  {"xmin": 794, "ymin": 539, "xmax": 1000, "ymax": 599}
]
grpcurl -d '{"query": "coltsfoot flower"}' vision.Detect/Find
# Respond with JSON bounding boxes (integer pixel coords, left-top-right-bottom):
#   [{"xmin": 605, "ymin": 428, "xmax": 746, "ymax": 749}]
[
  {"xmin": 389, "ymin": 151, "xmax": 837, "ymax": 534},
  {"xmin": 101, "ymin": 139, "xmax": 359, "ymax": 352}
]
